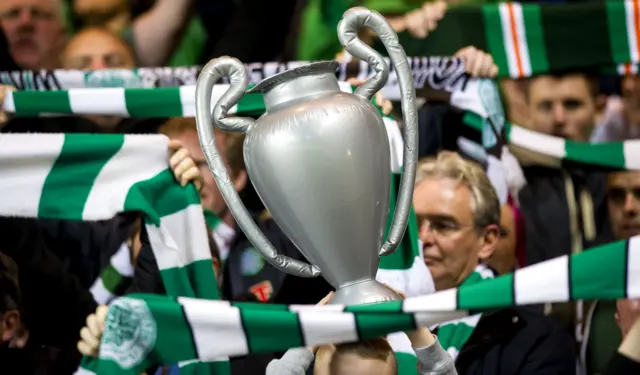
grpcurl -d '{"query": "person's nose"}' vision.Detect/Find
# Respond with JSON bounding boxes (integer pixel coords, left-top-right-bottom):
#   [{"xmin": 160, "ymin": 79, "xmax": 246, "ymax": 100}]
[
  {"xmin": 419, "ymin": 220, "xmax": 435, "ymax": 247},
  {"xmin": 623, "ymin": 192, "xmax": 640, "ymax": 215},
  {"xmin": 88, "ymin": 58, "xmax": 108, "ymax": 71},
  {"xmin": 552, "ymin": 104, "xmax": 566, "ymax": 126},
  {"xmin": 15, "ymin": 8, "xmax": 34, "ymax": 29}
]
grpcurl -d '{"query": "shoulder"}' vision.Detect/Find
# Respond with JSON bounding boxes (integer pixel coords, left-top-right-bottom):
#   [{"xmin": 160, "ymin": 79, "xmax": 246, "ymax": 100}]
[{"xmin": 511, "ymin": 307, "xmax": 575, "ymax": 357}]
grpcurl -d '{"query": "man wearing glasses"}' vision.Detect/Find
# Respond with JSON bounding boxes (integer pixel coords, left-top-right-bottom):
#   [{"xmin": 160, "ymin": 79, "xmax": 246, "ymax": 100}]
[{"xmin": 412, "ymin": 151, "xmax": 574, "ymax": 375}]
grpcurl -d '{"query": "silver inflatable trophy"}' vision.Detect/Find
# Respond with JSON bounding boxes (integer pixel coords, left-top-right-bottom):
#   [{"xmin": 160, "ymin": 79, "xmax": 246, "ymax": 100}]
[{"xmin": 194, "ymin": 7, "xmax": 418, "ymax": 305}]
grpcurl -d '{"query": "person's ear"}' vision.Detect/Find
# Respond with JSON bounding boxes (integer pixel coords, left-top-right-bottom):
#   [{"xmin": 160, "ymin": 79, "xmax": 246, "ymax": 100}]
[
  {"xmin": 478, "ymin": 224, "xmax": 500, "ymax": 261},
  {"xmin": 233, "ymin": 170, "xmax": 248, "ymax": 192},
  {"xmin": 1, "ymin": 310, "xmax": 20, "ymax": 342}
]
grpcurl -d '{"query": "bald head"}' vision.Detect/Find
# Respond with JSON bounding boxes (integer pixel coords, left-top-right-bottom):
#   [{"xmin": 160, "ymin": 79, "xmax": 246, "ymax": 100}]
[{"xmin": 61, "ymin": 27, "xmax": 135, "ymax": 70}]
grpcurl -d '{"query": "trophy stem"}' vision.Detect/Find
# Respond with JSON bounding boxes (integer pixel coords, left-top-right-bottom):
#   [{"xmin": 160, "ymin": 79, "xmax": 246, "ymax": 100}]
[{"xmin": 330, "ymin": 279, "xmax": 402, "ymax": 306}]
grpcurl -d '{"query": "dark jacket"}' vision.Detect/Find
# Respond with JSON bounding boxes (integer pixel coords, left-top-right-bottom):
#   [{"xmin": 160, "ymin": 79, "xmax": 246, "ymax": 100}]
[
  {"xmin": 0, "ymin": 217, "xmax": 98, "ymax": 349},
  {"xmin": 1, "ymin": 28, "xmax": 18, "ymax": 71},
  {"xmin": 197, "ymin": 0, "xmax": 298, "ymax": 62},
  {"xmin": 518, "ymin": 166, "xmax": 612, "ymax": 266},
  {"xmin": 223, "ymin": 215, "xmax": 332, "ymax": 304},
  {"xmin": 452, "ymin": 307, "xmax": 575, "ymax": 375},
  {"xmin": 603, "ymin": 352, "xmax": 640, "ymax": 375},
  {"xmin": 37, "ymin": 217, "xmax": 134, "ymax": 289}
]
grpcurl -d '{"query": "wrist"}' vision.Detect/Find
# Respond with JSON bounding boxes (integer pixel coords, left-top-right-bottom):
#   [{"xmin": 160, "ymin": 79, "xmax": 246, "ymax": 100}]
[{"xmin": 407, "ymin": 328, "xmax": 436, "ymax": 348}]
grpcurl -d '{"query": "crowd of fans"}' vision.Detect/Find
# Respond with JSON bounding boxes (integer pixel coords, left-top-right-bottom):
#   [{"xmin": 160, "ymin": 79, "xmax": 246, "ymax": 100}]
[{"xmin": 1, "ymin": 0, "xmax": 640, "ymax": 375}]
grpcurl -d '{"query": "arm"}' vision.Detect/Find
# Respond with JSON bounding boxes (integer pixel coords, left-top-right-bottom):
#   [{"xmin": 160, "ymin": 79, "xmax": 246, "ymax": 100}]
[
  {"xmin": 407, "ymin": 329, "xmax": 457, "ymax": 375},
  {"xmin": 265, "ymin": 348, "xmax": 315, "ymax": 375},
  {"xmin": 131, "ymin": 0, "xmax": 194, "ymax": 66}
]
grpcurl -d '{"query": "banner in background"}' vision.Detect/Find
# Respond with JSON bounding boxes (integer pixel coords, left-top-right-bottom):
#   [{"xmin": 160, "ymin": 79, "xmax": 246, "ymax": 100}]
[{"xmin": 0, "ymin": 56, "xmax": 469, "ymax": 101}]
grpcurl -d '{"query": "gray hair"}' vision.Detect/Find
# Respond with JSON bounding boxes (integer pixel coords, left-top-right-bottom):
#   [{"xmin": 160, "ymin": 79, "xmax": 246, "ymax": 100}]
[{"xmin": 415, "ymin": 151, "xmax": 500, "ymax": 232}]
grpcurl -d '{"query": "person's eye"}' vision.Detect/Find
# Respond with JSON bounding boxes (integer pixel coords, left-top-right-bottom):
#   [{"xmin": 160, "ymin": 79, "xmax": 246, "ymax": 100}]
[{"xmin": 564, "ymin": 99, "xmax": 583, "ymax": 111}]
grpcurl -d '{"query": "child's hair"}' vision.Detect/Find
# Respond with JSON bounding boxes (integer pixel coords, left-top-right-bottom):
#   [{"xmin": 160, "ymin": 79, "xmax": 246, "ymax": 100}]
[
  {"xmin": 332, "ymin": 338, "xmax": 397, "ymax": 375},
  {"xmin": 0, "ymin": 253, "xmax": 20, "ymax": 314}
]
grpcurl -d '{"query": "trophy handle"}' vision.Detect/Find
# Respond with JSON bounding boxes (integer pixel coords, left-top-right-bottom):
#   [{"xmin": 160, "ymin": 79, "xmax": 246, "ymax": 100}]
[
  {"xmin": 337, "ymin": 8, "xmax": 419, "ymax": 257},
  {"xmin": 195, "ymin": 57, "xmax": 322, "ymax": 278}
]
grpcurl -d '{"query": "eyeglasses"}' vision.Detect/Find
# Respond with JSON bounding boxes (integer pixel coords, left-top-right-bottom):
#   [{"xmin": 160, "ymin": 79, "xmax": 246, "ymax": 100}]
[
  {"xmin": 415, "ymin": 213, "xmax": 508, "ymax": 237},
  {"xmin": 608, "ymin": 188, "xmax": 640, "ymax": 205},
  {"xmin": 415, "ymin": 214, "xmax": 472, "ymax": 236}
]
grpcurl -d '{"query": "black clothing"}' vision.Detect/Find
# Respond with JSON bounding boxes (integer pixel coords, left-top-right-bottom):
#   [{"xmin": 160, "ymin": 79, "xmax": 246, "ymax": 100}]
[
  {"xmin": 129, "ymin": 224, "xmax": 166, "ymax": 295},
  {"xmin": 519, "ymin": 166, "xmax": 612, "ymax": 266},
  {"xmin": 604, "ymin": 351, "xmax": 640, "ymax": 375},
  {"xmin": 0, "ymin": 217, "xmax": 97, "ymax": 349},
  {"xmin": 2, "ymin": 116, "xmax": 105, "ymax": 134},
  {"xmin": 2, "ymin": 115, "xmax": 165, "ymax": 135},
  {"xmin": 417, "ymin": 103, "xmax": 481, "ymax": 159},
  {"xmin": 223, "ymin": 216, "xmax": 332, "ymax": 304},
  {"xmin": 1, "ymin": 29, "xmax": 18, "ymax": 71},
  {"xmin": 451, "ymin": 307, "xmax": 575, "ymax": 375},
  {"xmin": 37, "ymin": 216, "xmax": 134, "ymax": 289},
  {"xmin": 197, "ymin": 0, "xmax": 298, "ymax": 62}
]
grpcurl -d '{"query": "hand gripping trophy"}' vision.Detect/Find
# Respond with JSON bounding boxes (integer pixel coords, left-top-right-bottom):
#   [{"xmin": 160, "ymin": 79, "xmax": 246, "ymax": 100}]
[{"xmin": 194, "ymin": 7, "xmax": 418, "ymax": 306}]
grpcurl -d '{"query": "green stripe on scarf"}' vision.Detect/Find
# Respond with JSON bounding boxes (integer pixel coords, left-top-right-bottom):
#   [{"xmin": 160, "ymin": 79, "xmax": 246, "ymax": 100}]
[
  {"xmin": 434, "ymin": 264, "xmax": 494, "ymax": 359},
  {"xmin": 0, "ymin": 133, "xmax": 231, "ymax": 375},
  {"xmin": 461, "ymin": 111, "xmax": 640, "ymax": 171},
  {"xmin": 78, "ymin": 236, "xmax": 640, "ymax": 374},
  {"xmin": 373, "ymin": 2, "xmax": 639, "ymax": 77}
]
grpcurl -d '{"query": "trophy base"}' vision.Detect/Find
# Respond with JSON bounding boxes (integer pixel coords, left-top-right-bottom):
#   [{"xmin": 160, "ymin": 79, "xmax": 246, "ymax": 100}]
[{"xmin": 329, "ymin": 279, "xmax": 402, "ymax": 306}]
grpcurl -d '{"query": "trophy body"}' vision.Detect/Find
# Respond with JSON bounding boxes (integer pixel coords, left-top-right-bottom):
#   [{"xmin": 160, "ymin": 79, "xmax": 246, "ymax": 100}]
[
  {"xmin": 244, "ymin": 62, "xmax": 397, "ymax": 305},
  {"xmin": 195, "ymin": 7, "xmax": 419, "ymax": 305}
]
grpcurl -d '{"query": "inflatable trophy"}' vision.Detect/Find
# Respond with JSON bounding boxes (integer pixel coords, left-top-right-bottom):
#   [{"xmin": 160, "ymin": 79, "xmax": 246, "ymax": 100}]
[{"xmin": 194, "ymin": 7, "xmax": 418, "ymax": 305}]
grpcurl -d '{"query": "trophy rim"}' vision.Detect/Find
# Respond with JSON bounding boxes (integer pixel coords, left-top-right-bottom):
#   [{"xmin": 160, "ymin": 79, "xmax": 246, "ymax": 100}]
[{"xmin": 247, "ymin": 61, "xmax": 339, "ymax": 94}]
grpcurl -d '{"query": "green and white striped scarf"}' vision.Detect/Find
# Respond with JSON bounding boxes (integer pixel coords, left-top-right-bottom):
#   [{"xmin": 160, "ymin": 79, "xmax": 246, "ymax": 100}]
[
  {"xmin": 0, "ymin": 133, "xmax": 230, "ymax": 375},
  {"xmin": 376, "ymin": 1, "xmax": 640, "ymax": 78},
  {"xmin": 5, "ymin": 81, "xmax": 639, "ymax": 171},
  {"xmin": 77, "ymin": 235, "xmax": 640, "ymax": 375},
  {"xmin": 0, "ymin": 88, "xmax": 428, "ymax": 373}
]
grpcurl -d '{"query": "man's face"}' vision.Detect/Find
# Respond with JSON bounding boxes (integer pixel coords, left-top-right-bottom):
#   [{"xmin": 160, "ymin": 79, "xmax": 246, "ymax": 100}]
[
  {"xmin": 169, "ymin": 129, "xmax": 229, "ymax": 215},
  {"xmin": 0, "ymin": 0, "xmax": 67, "ymax": 70},
  {"xmin": 487, "ymin": 204, "xmax": 516, "ymax": 275},
  {"xmin": 607, "ymin": 171, "xmax": 640, "ymax": 240},
  {"xmin": 413, "ymin": 178, "xmax": 493, "ymax": 291},
  {"xmin": 527, "ymin": 75, "xmax": 596, "ymax": 142},
  {"xmin": 61, "ymin": 28, "xmax": 134, "ymax": 70}
]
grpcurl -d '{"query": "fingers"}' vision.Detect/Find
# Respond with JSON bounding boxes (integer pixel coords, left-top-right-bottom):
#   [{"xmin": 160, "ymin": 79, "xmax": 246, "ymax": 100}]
[
  {"xmin": 317, "ymin": 291, "xmax": 335, "ymax": 306},
  {"xmin": 456, "ymin": 46, "xmax": 499, "ymax": 78},
  {"xmin": 406, "ymin": 1, "xmax": 447, "ymax": 39},
  {"xmin": 405, "ymin": 11, "xmax": 428, "ymax": 39},
  {"xmin": 0, "ymin": 85, "xmax": 15, "ymax": 127},
  {"xmin": 78, "ymin": 340, "xmax": 97, "ymax": 357},
  {"xmin": 168, "ymin": 139, "xmax": 182, "ymax": 151},
  {"xmin": 79, "ymin": 326, "xmax": 100, "ymax": 355},
  {"xmin": 96, "ymin": 305, "xmax": 109, "ymax": 330},
  {"xmin": 346, "ymin": 77, "xmax": 365, "ymax": 86},
  {"xmin": 86, "ymin": 314, "xmax": 102, "ymax": 338},
  {"xmin": 382, "ymin": 99, "xmax": 393, "ymax": 115},
  {"xmin": 169, "ymin": 147, "xmax": 203, "ymax": 190},
  {"xmin": 169, "ymin": 147, "xmax": 189, "ymax": 169},
  {"xmin": 78, "ymin": 305, "xmax": 109, "ymax": 357},
  {"xmin": 382, "ymin": 283, "xmax": 406, "ymax": 299}
]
